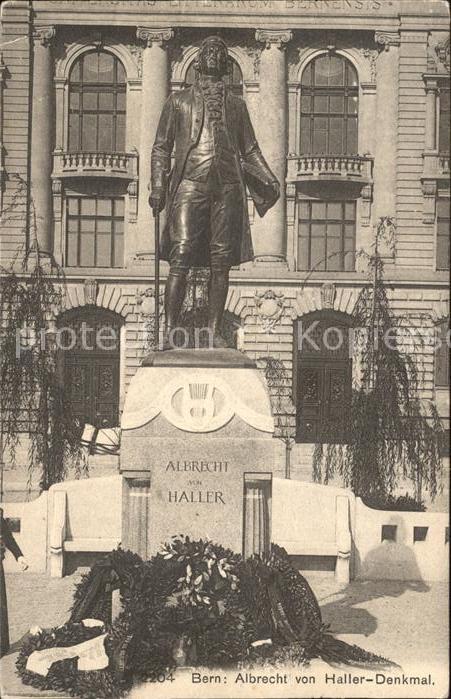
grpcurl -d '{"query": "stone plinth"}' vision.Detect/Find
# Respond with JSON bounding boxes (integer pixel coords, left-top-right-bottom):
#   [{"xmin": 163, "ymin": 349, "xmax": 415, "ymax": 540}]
[{"xmin": 120, "ymin": 349, "xmax": 276, "ymax": 557}]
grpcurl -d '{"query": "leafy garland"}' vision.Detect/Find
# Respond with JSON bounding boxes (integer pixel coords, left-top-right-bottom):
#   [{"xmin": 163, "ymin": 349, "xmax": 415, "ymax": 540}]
[{"xmin": 16, "ymin": 540, "xmax": 391, "ymax": 699}]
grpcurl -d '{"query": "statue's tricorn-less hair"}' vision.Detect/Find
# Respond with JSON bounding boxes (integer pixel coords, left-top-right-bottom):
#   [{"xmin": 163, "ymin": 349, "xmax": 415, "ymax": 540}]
[{"xmin": 196, "ymin": 36, "xmax": 229, "ymax": 76}]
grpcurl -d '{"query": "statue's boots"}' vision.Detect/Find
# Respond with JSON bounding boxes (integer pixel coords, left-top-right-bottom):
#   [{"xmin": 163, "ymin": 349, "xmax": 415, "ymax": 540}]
[{"xmin": 208, "ymin": 268, "xmax": 230, "ymax": 350}]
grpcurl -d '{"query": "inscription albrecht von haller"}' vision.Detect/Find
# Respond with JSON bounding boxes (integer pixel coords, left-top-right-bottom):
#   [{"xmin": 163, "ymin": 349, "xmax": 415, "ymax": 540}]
[{"xmin": 165, "ymin": 460, "xmax": 228, "ymax": 505}]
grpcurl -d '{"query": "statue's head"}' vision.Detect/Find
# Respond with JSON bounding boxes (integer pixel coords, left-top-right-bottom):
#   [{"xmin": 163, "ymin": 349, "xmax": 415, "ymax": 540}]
[{"xmin": 197, "ymin": 36, "xmax": 229, "ymax": 77}]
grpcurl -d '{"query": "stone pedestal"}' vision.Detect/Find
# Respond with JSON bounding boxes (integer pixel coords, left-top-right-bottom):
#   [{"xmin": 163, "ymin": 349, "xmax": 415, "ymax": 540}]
[{"xmin": 120, "ymin": 349, "xmax": 276, "ymax": 557}]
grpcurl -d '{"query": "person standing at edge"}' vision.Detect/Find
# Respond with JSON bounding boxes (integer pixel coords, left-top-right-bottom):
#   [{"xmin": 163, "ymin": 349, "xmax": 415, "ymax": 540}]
[
  {"xmin": 1, "ymin": 508, "xmax": 28, "ymax": 657},
  {"xmin": 150, "ymin": 35, "xmax": 280, "ymax": 350}
]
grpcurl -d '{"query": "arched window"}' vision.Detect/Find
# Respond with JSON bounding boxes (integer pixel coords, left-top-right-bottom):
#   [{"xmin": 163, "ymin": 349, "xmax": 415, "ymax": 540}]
[
  {"xmin": 300, "ymin": 54, "xmax": 358, "ymax": 155},
  {"xmin": 68, "ymin": 51, "xmax": 126, "ymax": 152},
  {"xmin": 184, "ymin": 55, "xmax": 243, "ymax": 96}
]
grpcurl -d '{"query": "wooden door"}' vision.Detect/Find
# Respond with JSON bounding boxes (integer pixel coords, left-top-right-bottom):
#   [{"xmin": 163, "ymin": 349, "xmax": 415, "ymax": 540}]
[
  {"xmin": 59, "ymin": 308, "xmax": 121, "ymax": 429},
  {"xmin": 297, "ymin": 360, "xmax": 351, "ymax": 443}
]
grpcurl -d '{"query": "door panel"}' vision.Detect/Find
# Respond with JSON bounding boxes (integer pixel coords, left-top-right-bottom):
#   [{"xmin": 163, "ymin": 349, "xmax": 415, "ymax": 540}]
[
  {"xmin": 64, "ymin": 355, "xmax": 119, "ymax": 428},
  {"xmin": 93, "ymin": 358, "xmax": 120, "ymax": 428},
  {"xmin": 297, "ymin": 359, "xmax": 351, "ymax": 443},
  {"xmin": 324, "ymin": 364, "xmax": 351, "ymax": 442},
  {"xmin": 297, "ymin": 364, "xmax": 324, "ymax": 442},
  {"xmin": 65, "ymin": 359, "xmax": 93, "ymax": 425}
]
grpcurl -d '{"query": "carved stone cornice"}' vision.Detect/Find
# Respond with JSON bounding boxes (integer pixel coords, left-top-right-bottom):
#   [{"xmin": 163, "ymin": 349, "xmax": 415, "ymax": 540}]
[
  {"xmin": 435, "ymin": 36, "xmax": 450, "ymax": 72},
  {"xmin": 255, "ymin": 29, "xmax": 293, "ymax": 50},
  {"xmin": 33, "ymin": 25, "xmax": 56, "ymax": 48},
  {"xmin": 136, "ymin": 27, "xmax": 174, "ymax": 49},
  {"xmin": 375, "ymin": 31, "xmax": 400, "ymax": 52}
]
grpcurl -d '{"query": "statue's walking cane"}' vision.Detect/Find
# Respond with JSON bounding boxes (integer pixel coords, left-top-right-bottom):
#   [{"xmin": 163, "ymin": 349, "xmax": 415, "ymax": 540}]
[{"xmin": 153, "ymin": 209, "xmax": 160, "ymax": 350}]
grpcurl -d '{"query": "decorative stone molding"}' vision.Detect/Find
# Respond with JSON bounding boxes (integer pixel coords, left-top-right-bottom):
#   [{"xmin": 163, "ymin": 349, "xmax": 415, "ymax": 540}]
[
  {"xmin": 136, "ymin": 287, "xmax": 164, "ymax": 351},
  {"xmin": 435, "ymin": 36, "xmax": 450, "ymax": 72},
  {"xmin": 320, "ymin": 283, "xmax": 336, "ymax": 310},
  {"xmin": 421, "ymin": 179, "xmax": 438, "ymax": 224},
  {"xmin": 359, "ymin": 47, "xmax": 377, "ymax": 82},
  {"xmin": 293, "ymin": 46, "xmax": 373, "ymax": 88},
  {"xmin": 135, "ymin": 287, "xmax": 163, "ymax": 319},
  {"xmin": 33, "ymin": 25, "xmax": 56, "ymax": 47},
  {"xmin": 63, "ymin": 284, "xmax": 130, "ymax": 318},
  {"xmin": 255, "ymin": 290, "xmax": 285, "ymax": 333},
  {"xmin": 291, "ymin": 287, "xmax": 357, "ymax": 319},
  {"xmin": 375, "ymin": 31, "xmax": 400, "ymax": 52},
  {"xmin": 361, "ymin": 184, "xmax": 373, "ymax": 227},
  {"xmin": 55, "ymin": 37, "xmax": 140, "ymax": 83},
  {"xmin": 121, "ymin": 370, "xmax": 274, "ymax": 434},
  {"xmin": 128, "ymin": 44, "xmax": 143, "ymax": 78},
  {"xmin": 127, "ymin": 179, "xmax": 138, "ymax": 223},
  {"xmin": 84, "ymin": 279, "xmax": 98, "ymax": 306},
  {"xmin": 255, "ymin": 29, "xmax": 292, "ymax": 51},
  {"xmin": 225, "ymin": 287, "xmax": 252, "ymax": 320},
  {"xmin": 136, "ymin": 27, "xmax": 174, "ymax": 48},
  {"xmin": 431, "ymin": 298, "xmax": 450, "ymax": 324}
]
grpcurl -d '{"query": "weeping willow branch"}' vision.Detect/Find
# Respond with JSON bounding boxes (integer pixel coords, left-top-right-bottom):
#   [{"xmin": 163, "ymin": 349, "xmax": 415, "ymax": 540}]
[
  {"xmin": 312, "ymin": 218, "xmax": 444, "ymax": 505},
  {"xmin": 0, "ymin": 175, "xmax": 86, "ymax": 492}
]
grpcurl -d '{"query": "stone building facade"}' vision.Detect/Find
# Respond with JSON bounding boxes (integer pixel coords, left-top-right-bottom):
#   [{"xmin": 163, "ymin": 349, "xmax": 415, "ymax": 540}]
[{"xmin": 0, "ymin": 0, "xmax": 449, "ymax": 490}]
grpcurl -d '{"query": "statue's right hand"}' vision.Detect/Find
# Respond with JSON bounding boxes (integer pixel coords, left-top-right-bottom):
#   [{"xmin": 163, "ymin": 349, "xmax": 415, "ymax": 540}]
[{"xmin": 149, "ymin": 190, "xmax": 165, "ymax": 214}]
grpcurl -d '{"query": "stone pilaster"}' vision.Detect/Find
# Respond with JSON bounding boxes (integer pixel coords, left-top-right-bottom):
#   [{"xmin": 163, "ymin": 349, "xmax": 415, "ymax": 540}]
[
  {"xmin": 0, "ymin": 53, "xmax": 5, "ymax": 212},
  {"xmin": 254, "ymin": 29, "xmax": 292, "ymax": 266},
  {"xmin": 135, "ymin": 27, "xmax": 173, "ymax": 259},
  {"xmin": 30, "ymin": 26, "xmax": 55, "ymax": 255},
  {"xmin": 373, "ymin": 31, "xmax": 400, "ymax": 242},
  {"xmin": 424, "ymin": 78, "xmax": 438, "ymax": 152}
]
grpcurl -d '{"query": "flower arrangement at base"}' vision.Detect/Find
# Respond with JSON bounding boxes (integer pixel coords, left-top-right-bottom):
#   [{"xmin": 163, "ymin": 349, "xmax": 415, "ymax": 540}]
[{"xmin": 16, "ymin": 538, "xmax": 393, "ymax": 699}]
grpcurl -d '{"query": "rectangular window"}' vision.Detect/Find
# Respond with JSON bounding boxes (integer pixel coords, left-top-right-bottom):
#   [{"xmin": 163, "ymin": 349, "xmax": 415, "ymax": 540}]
[
  {"xmin": 298, "ymin": 199, "xmax": 356, "ymax": 271},
  {"xmin": 436, "ymin": 197, "xmax": 450, "ymax": 271},
  {"xmin": 65, "ymin": 196, "xmax": 124, "ymax": 268}
]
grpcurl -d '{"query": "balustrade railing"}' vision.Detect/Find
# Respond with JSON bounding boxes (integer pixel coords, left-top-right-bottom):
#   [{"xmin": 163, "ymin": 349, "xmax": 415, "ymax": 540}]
[
  {"xmin": 287, "ymin": 154, "xmax": 373, "ymax": 182},
  {"xmin": 53, "ymin": 150, "xmax": 138, "ymax": 179}
]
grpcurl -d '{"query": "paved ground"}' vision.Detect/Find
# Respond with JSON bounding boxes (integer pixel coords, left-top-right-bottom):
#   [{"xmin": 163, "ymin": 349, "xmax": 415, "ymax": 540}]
[{"xmin": 1, "ymin": 571, "xmax": 449, "ymax": 698}]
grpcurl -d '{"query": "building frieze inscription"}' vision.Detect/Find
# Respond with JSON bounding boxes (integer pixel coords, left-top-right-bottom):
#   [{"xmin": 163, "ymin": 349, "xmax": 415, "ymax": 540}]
[{"xmin": 79, "ymin": 0, "xmax": 385, "ymax": 11}]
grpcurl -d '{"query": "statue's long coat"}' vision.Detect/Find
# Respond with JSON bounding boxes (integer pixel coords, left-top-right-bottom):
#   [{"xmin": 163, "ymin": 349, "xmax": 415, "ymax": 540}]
[{"xmin": 151, "ymin": 84, "xmax": 279, "ymax": 267}]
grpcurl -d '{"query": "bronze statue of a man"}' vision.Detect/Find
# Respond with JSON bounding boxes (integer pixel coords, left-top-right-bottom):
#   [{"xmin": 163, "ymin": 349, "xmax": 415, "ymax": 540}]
[{"xmin": 150, "ymin": 35, "xmax": 279, "ymax": 349}]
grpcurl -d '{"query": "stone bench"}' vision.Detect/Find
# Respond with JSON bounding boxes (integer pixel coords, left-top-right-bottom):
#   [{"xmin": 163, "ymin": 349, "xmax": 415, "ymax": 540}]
[{"xmin": 49, "ymin": 489, "xmax": 120, "ymax": 577}]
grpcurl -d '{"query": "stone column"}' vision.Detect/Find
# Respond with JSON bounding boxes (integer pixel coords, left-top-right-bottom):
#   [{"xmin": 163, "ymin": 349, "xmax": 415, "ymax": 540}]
[
  {"xmin": 254, "ymin": 30, "xmax": 292, "ymax": 266},
  {"xmin": 30, "ymin": 26, "xmax": 55, "ymax": 255},
  {"xmin": 373, "ymin": 31, "xmax": 400, "ymax": 227},
  {"xmin": 135, "ymin": 27, "xmax": 173, "ymax": 260},
  {"xmin": 424, "ymin": 79, "xmax": 438, "ymax": 152}
]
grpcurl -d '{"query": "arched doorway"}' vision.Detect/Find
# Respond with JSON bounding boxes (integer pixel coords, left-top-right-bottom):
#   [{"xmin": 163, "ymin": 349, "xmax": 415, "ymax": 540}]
[
  {"xmin": 58, "ymin": 307, "xmax": 123, "ymax": 428},
  {"xmin": 294, "ymin": 311, "xmax": 353, "ymax": 443}
]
